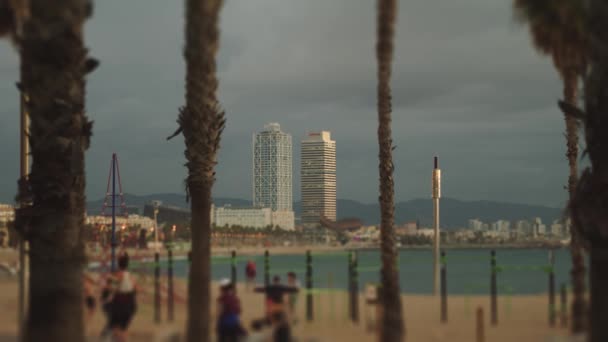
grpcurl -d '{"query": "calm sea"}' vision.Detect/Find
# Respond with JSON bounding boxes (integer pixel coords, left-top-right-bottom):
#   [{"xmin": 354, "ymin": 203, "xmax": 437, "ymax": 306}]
[{"xmin": 160, "ymin": 248, "xmax": 580, "ymax": 295}]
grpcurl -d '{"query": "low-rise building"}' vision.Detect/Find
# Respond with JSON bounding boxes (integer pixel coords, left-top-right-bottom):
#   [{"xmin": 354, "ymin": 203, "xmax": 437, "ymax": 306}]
[
  {"xmin": 0, "ymin": 204, "xmax": 15, "ymax": 224},
  {"xmin": 86, "ymin": 214, "xmax": 155, "ymax": 228},
  {"xmin": 395, "ymin": 221, "xmax": 417, "ymax": 236},
  {"xmin": 213, "ymin": 205, "xmax": 295, "ymax": 231}
]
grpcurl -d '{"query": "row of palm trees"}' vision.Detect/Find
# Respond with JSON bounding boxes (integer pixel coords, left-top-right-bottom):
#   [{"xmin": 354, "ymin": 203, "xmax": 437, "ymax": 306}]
[{"xmin": 2, "ymin": 0, "xmax": 607, "ymax": 341}]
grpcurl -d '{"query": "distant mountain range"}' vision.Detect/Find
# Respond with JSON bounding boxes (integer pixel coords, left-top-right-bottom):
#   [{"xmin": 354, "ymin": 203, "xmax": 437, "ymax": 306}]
[{"xmin": 87, "ymin": 193, "xmax": 563, "ymax": 229}]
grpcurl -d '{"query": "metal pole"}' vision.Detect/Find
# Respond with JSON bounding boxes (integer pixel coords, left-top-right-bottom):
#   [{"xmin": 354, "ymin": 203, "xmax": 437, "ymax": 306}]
[
  {"xmin": 560, "ymin": 283, "xmax": 568, "ymax": 328},
  {"xmin": 490, "ymin": 250, "xmax": 498, "ymax": 326},
  {"xmin": 168, "ymin": 248, "xmax": 174, "ymax": 322},
  {"xmin": 306, "ymin": 250, "xmax": 313, "ymax": 322},
  {"xmin": 476, "ymin": 306, "xmax": 485, "ymax": 342},
  {"xmin": 350, "ymin": 251, "xmax": 359, "ymax": 323},
  {"xmin": 441, "ymin": 250, "xmax": 447, "ymax": 323},
  {"xmin": 18, "ymin": 91, "xmax": 29, "ymax": 337},
  {"xmin": 231, "ymin": 250, "xmax": 237, "ymax": 287},
  {"xmin": 549, "ymin": 249, "xmax": 556, "ymax": 327},
  {"xmin": 154, "ymin": 252, "xmax": 161, "ymax": 323},
  {"xmin": 432, "ymin": 157, "xmax": 441, "ymax": 295},
  {"xmin": 264, "ymin": 250, "xmax": 270, "ymax": 286},
  {"xmin": 111, "ymin": 154, "xmax": 117, "ymax": 272},
  {"xmin": 154, "ymin": 207, "xmax": 159, "ymax": 253}
]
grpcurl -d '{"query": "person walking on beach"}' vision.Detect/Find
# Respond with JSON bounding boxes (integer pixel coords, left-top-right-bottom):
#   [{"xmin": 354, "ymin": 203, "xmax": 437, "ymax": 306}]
[
  {"xmin": 254, "ymin": 275, "xmax": 299, "ymax": 321},
  {"xmin": 99, "ymin": 277, "xmax": 114, "ymax": 339},
  {"xmin": 245, "ymin": 260, "xmax": 257, "ymax": 291},
  {"xmin": 285, "ymin": 272, "xmax": 300, "ymax": 324},
  {"xmin": 217, "ymin": 279, "xmax": 247, "ymax": 342},
  {"xmin": 108, "ymin": 253, "xmax": 139, "ymax": 342}
]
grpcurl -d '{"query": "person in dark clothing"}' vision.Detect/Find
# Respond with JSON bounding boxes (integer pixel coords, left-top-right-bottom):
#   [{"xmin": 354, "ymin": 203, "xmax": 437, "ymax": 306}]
[
  {"xmin": 270, "ymin": 311, "xmax": 291, "ymax": 342},
  {"xmin": 99, "ymin": 277, "xmax": 114, "ymax": 338},
  {"xmin": 217, "ymin": 279, "xmax": 247, "ymax": 342},
  {"xmin": 109, "ymin": 253, "xmax": 138, "ymax": 342},
  {"xmin": 254, "ymin": 276, "xmax": 299, "ymax": 320}
]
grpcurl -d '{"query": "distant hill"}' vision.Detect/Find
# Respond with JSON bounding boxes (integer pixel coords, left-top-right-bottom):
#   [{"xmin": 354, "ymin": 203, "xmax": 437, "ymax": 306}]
[{"xmin": 86, "ymin": 193, "xmax": 563, "ymax": 229}]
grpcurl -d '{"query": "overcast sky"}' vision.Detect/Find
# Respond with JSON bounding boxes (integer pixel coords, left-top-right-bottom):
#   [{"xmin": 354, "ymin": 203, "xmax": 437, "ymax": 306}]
[{"xmin": 0, "ymin": 0, "xmax": 576, "ymax": 207}]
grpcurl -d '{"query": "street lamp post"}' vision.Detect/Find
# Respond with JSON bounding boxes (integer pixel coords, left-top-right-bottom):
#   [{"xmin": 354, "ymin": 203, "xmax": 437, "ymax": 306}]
[{"xmin": 153, "ymin": 204, "xmax": 160, "ymax": 253}]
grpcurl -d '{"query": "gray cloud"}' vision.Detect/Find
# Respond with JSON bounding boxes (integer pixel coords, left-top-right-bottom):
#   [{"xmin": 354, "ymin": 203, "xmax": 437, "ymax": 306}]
[{"xmin": 0, "ymin": 0, "xmax": 576, "ymax": 208}]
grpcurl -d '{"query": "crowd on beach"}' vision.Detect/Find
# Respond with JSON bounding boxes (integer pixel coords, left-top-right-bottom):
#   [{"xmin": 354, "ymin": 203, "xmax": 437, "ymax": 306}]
[{"xmin": 83, "ymin": 254, "xmax": 300, "ymax": 342}]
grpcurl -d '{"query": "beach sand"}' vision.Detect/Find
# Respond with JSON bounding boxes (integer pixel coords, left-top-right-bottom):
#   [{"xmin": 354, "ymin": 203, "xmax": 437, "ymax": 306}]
[{"xmin": 0, "ymin": 270, "xmax": 576, "ymax": 342}]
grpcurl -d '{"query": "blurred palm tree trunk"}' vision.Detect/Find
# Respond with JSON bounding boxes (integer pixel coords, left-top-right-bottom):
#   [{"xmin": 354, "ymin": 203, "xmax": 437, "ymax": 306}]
[
  {"xmin": 17, "ymin": 0, "xmax": 94, "ymax": 341},
  {"xmin": 570, "ymin": 1, "xmax": 608, "ymax": 341},
  {"xmin": 179, "ymin": 0, "xmax": 225, "ymax": 341},
  {"xmin": 562, "ymin": 66, "xmax": 586, "ymax": 334},
  {"xmin": 376, "ymin": 0, "xmax": 404, "ymax": 340}
]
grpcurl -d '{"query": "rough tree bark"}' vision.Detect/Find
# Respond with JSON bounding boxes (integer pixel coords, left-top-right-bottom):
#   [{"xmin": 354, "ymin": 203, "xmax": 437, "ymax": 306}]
[
  {"xmin": 376, "ymin": 0, "xmax": 405, "ymax": 340},
  {"xmin": 561, "ymin": 67, "xmax": 586, "ymax": 335},
  {"xmin": 180, "ymin": 0, "xmax": 225, "ymax": 341},
  {"xmin": 17, "ymin": 0, "xmax": 94, "ymax": 341},
  {"xmin": 570, "ymin": 1, "xmax": 608, "ymax": 341}
]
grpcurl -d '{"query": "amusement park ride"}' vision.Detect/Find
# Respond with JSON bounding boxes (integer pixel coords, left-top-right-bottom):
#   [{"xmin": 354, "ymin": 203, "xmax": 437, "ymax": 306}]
[{"xmin": 99, "ymin": 153, "xmax": 129, "ymax": 271}]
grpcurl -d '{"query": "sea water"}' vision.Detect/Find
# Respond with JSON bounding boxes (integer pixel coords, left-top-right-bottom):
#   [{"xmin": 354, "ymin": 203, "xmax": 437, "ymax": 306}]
[{"xmin": 161, "ymin": 248, "xmax": 579, "ymax": 295}]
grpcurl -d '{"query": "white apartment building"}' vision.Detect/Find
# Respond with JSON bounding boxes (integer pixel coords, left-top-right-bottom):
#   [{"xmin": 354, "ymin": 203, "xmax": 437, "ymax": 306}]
[
  {"xmin": 213, "ymin": 205, "xmax": 295, "ymax": 230},
  {"xmin": 215, "ymin": 206, "xmax": 272, "ymax": 229},
  {"xmin": 271, "ymin": 211, "xmax": 295, "ymax": 231},
  {"xmin": 253, "ymin": 123, "xmax": 293, "ymax": 212},
  {"xmin": 301, "ymin": 131, "xmax": 336, "ymax": 228},
  {"xmin": 468, "ymin": 219, "xmax": 483, "ymax": 231},
  {"xmin": 491, "ymin": 220, "xmax": 511, "ymax": 232}
]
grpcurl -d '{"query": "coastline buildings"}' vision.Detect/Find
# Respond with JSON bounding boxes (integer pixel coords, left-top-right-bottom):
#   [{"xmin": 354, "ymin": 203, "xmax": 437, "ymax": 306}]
[
  {"xmin": 301, "ymin": 131, "xmax": 336, "ymax": 228},
  {"xmin": 0, "ymin": 204, "xmax": 14, "ymax": 225},
  {"xmin": 213, "ymin": 205, "xmax": 294, "ymax": 230},
  {"xmin": 86, "ymin": 214, "xmax": 155, "ymax": 228},
  {"xmin": 252, "ymin": 123, "xmax": 295, "ymax": 229}
]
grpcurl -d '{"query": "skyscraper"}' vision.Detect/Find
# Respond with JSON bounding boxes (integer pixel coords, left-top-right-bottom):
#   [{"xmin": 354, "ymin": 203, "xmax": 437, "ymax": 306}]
[
  {"xmin": 253, "ymin": 123, "xmax": 293, "ymax": 211},
  {"xmin": 301, "ymin": 131, "xmax": 336, "ymax": 228}
]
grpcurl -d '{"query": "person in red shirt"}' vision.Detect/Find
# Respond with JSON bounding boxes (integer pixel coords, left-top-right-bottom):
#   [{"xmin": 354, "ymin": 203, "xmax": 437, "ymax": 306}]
[{"xmin": 245, "ymin": 260, "xmax": 257, "ymax": 291}]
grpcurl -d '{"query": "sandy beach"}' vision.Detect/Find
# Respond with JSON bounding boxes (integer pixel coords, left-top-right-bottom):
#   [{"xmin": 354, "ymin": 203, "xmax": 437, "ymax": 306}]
[{"xmin": 0, "ymin": 268, "xmax": 577, "ymax": 342}]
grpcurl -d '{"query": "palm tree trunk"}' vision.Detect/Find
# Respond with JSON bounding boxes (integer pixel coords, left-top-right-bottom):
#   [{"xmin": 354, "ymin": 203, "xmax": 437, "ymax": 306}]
[
  {"xmin": 562, "ymin": 69, "xmax": 586, "ymax": 335},
  {"xmin": 588, "ymin": 248, "xmax": 608, "ymax": 342},
  {"xmin": 570, "ymin": 1, "xmax": 608, "ymax": 341},
  {"xmin": 187, "ymin": 185, "xmax": 213, "ymax": 341},
  {"xmin": 181, "ymin": 0, "xmax": 225, "ymax": 341},
  {"xmin": 18, "ymin": 1, "xmax": 92, "ymax": 341},
  {"xmin": 376, "ymin": 0, "xmax": 404, "ymax": 341}
]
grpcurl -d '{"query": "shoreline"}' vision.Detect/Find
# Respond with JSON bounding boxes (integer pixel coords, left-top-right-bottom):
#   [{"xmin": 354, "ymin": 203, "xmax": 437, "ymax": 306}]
[{"xmin": 1, "ymin": 243, "xmax": 569, "ymax": 265}]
